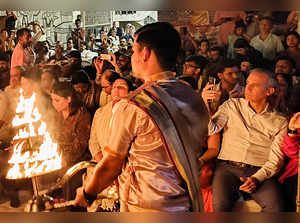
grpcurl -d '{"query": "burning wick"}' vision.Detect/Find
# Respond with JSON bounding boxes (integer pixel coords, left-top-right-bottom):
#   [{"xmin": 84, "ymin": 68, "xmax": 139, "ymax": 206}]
[{"xmin": 7, "ymin": 89, "xmax": 62, "ymax": 179}]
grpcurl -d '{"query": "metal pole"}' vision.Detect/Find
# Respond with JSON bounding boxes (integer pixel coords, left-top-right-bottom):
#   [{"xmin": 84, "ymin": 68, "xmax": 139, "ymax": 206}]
[{"xmin": 32, "ymin": 176, "xmax": 39, "ymax": 197}]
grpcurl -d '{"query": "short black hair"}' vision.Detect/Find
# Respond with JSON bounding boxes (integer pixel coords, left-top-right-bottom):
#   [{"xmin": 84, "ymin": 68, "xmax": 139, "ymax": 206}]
[
  {"xmin": 285, "ymin": 31, "xmax": 300, "ymax": 41},
  {"xmin": 275, "ymin": 55, "xmax": 296, "ymax": 69},
  {"xmin": 16, "ymin": 28, "xmax": 30, "ymax": 41},
  {"xmin": 52, "ymin": 82, "xmax": 82, "ymax": 115},
  {"xmin": 135, "ymin": 22, "xmax": 181, "ymax": 71},
  {"xmin": 234, "ymin": 38, "xmax": 250, "ymax": 49},
  {"xmin": 210, "ymin": 46, "xmax": 224, "ymax": 55},
  {"xmin": 185, "ymin": 55, "xmax": 208, "ymax": 71},
  {"xmin": 259, "ymin": 16, "xmax": 273, "ymax": 24},
  {"xmin": 216, "ymin": 59, "xmax": 240, "ymax": 74},
  {"xmin": 71, "ymin": 69, "xmax": 90, "ymax": 84},
  {"xmin": 198, "ymin": 39, "xmax": 210, "ymax": 48},
  {"xmin": 114, "ymin": 77, "xmax": 135, "ymax": 92},
  {"xmin": 107, "ymin": 71, "xmax": 121, "ymax": 85},
  {"xmin": 177, "ymin": 75, "xmax": 198, "ymax": 90}
]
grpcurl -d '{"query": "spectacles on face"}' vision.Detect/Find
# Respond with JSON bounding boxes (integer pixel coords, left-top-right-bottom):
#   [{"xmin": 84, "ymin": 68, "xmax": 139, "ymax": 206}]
[
  {"xmin": 113, "ymin": 85, "xmax": 128, "ymax": 90},
  {"xmin": 184, "ymin": 63, "xmax": 199, "ymax": 69}
]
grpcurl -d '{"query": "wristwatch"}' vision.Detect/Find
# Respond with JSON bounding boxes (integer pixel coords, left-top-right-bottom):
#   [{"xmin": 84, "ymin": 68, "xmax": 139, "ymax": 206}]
[
  {"xmin": 288, "ymin": 128, "xmax": 298, "ymax": 135},
  {"xmin": 83, "ymin": 188, "xmax": 97, "ymax": 206}
]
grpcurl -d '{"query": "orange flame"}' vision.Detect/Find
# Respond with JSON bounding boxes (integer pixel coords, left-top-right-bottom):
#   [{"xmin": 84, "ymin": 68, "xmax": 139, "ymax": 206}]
[{"xmin": 7, "ymin": 89, "xmax": 62, "ymax": 179}]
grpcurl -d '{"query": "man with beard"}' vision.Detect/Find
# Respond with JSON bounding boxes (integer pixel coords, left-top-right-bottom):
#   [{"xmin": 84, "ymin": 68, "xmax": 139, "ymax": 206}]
[
  {"xmin": 201, "ymin": 59, "xmax": 244, "ymax": 115},
  {"xmin": 11, "ymin": 28, "xmax": 35, "ymax": 68},
  {"xmin": 180, "ymin": 55, "xmax": 208, "ymax": 90}
]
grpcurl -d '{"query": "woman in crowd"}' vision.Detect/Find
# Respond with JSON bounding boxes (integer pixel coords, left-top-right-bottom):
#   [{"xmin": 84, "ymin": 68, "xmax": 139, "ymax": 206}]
[
  {"xmin": 50, "ymin": 82, "xmax": 91, "ymax": 200},
  {"xmin": 86, "ymin": 77, "xmax": 134, "ymax": 211},
  {"xmin": 51, "ymin": 82, "xmax": 91, "ymax": 168},
  {"xmin": 71, "ymin": 69, "xmax": 101, "ymax": 117},
  {"xmin": 89, "ymin": 77, "xmax": 134, "ymax": 162},
  {"xmin": 279, "ymin": 84, "xmax": 300, "ymax": 211},
  {"xmin": 233, "ymin": 38, "xmax": 264, "ymax": 69}
]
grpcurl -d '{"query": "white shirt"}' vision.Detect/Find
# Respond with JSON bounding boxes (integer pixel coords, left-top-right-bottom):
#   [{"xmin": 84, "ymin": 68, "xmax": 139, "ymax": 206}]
[
  {"xmin": 250, "ymin": 33, "xmax": 284, "ymax": 60},
  {"xmin": 209, "ymin": 98, "xmax": 288, "ymax": 182}
]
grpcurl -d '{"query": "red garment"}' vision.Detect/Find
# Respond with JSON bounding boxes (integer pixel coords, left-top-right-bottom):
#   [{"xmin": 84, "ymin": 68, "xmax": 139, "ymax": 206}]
[
  {"xmin": 279, "ymin": 129, "xmax": 300, "ymax": 183},
  {"xmin": 201, "ymin": 187, "xmax": 213, "ymax": 212}
]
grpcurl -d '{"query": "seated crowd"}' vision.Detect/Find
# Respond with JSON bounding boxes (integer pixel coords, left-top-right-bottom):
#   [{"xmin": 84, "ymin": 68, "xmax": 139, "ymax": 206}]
[{"xmin": 0, "ymin": 13, "xmax": 299, "ymax": 212}]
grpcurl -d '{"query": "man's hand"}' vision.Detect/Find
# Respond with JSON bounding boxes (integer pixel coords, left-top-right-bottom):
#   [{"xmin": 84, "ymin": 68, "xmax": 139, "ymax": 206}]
[
  {"xmin": 74, "ymin": 186, "xmax": 89, "ymax": 207},
  {"xmin": 201, "ymin": 83, "xmax": 221, "ymax": 106},
  {"xmin": 239, "ymin": 177, "xmax": 259, "ymax": 193},
  {"xmin": 289, "ymin": 112, "xmax": 300, "ymax": 130},
  {"xmin": 94, "ymin": 57, "xmax": 104, "ymax": 74}
]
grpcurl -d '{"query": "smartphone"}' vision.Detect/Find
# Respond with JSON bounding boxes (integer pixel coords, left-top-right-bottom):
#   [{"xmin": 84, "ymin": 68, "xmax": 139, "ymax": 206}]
[
  {"xmin": 100, "ymin": 54, "xmax": 112, "ymax": 61},
  {"xmin": 207, "ymin": 76, "xmax": 217, "ymax": 104},
  {"xmin": 208, "ymin": 76, "xmax": 216, "ymax": 90}
]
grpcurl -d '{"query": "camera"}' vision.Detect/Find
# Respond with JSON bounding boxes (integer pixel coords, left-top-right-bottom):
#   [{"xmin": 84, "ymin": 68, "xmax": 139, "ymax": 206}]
[{"xmin": 100, "ymin": 54, "xmax": 112, "ymax": 61}]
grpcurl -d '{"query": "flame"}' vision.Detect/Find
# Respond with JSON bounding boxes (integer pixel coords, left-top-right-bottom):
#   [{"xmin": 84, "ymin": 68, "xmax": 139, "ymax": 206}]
[{"xmin": 7, "ymin": 89, "xmax": 62, "ymax": 179}]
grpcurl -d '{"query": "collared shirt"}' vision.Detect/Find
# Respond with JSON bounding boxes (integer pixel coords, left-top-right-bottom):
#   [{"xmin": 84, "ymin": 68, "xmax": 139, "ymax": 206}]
[
  {"xmin": 99, "ymin": 90, "xmax": 111, "ymax": 107},
  {"xmin": 89, "ymin": 101, "xmax": 113, "ymax": 159},
  {"xmin": 250, "ymin": 33, "xmax": 284, "ymax": 60},
  {"xmin": 208, "ymin": 82, "xmax": 244, "ymax": 114},
  {"xmin": 208, "ymin": 98, "xmax": 288, "ymax": 182}
]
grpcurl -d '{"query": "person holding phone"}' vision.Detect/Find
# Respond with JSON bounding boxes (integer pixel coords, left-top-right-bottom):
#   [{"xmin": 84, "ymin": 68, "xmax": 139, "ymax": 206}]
[{"xmin": 201, "ymin": 59, "xmax": 244, "ymax": 115}]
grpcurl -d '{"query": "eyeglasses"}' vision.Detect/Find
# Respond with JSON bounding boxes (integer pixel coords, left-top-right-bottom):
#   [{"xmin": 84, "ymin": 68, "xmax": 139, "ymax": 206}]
[{"xmin": 184, "ymin": 63, "xmax": 200, "ymax": 69}]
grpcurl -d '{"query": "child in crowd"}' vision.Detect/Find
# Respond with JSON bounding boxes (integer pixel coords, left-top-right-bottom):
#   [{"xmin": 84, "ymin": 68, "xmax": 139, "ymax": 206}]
[{"xmin": 227, "ymin": 21, "xmax": 251, "ymax": 59}]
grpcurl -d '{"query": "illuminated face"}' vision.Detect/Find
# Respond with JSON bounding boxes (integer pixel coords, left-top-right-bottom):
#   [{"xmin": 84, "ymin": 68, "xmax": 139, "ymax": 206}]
[
  {"xmin": 240, "ymin": 61, "xmax": 252, "ymax": 73},
  {"xmin": 111, "ymin": 79, "xmax": 129, "ymax": 100},
  {"xmin": 73, "ymin": 82, "xmax": 89, "ymax": 96},
  {"xmin": 259, "ymin": 19, "xmax": 273, "ymax": 34},
  {"xmin": 286, "ymin": 34, "xmax": 300, "ymax": 48},
  {"xmin": 209, "ymin": 50, "xmax": 220, "ymax": 62},
  {"xmin": 67, "ymin": 39, "xmax": 74, "ymax": 49},
  {"xmin": 20, "ymin": 77, "xmax": 34, "ymax": 97},
  {"xmin": 51, "ymin": 93, "xmax": 71, "ymax": 113},
  {"xmin": 235, "ymin": 27, "xmax": 244, "ymax": 36},
  {"xmin": 19, "ymin": 31, "xmax": 31, "ymax": 48},
  {"xmin": 199, "ymin": 41, "xmax": 209, "ymax": 53},
  {"xmin": 275, "ymin": 60, "xmax": 293, "ymax": 75},
  {"xmin": 245, "ymin": 72, "xmax": 270, "ymax": 104},
  {"xmin": 219, "ymin": 66, "xmax": 240, "ymax": 86},
  {"xmin": 183, "ymin": 61, "xmax": 199, "ymax": 77}
]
